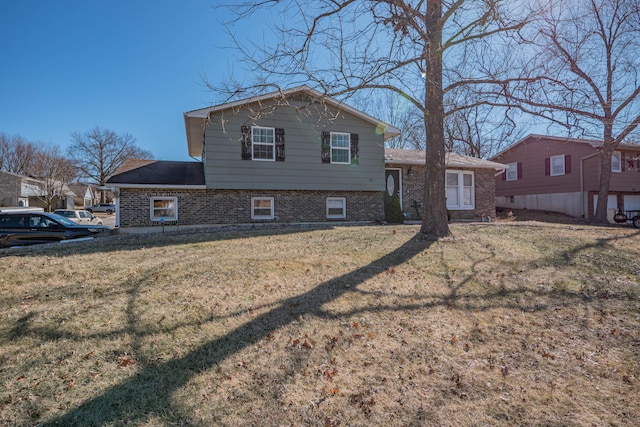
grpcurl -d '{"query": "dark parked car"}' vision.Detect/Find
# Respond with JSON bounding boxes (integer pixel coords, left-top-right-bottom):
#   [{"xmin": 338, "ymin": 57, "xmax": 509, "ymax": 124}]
[
  {"xmin": 86, "ymin": 203, "xmax": 115, "ymax": 214},
  {"xmin": 0, "ymin": 212, "xmax": 110, "ymax": 248}
]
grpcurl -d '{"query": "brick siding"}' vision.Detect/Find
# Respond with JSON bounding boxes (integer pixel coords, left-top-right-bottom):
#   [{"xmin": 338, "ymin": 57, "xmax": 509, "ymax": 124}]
[
  {"xmin": 388, "ymin": 164, "xmax": 497, "ymax": 221},
  {"xmin": 118, "ymin": 189, "xmax": 384, "ymax": 227}
]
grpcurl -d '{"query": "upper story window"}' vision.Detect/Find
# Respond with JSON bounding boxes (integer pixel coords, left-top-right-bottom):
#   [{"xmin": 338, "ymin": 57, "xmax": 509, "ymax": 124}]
[
  {"xmin": 611, "ymin": 151, "xmax": 622, "ymax": 173},
  {"xmin": 241, "ymin": 126, "xmax": 285, "ymax": 161},
  {"xmin": 506, "ymin": 162, "xmax": 518, "ymax": 181},
  {"xmin": 252, "ymin": 126, "xmax": 275, "ymax": 161},
  {"xmin": 545, "ymin": 154, "xmax": 571, "ymax": 177},
  {"xmin": 550, "ymin": 155, "xmax": 565, "ymax": 176},
  {"xmin": 321, "ymin": 131, "xmax": 359, "ymax": 165},
  {"xmin": 330, "ymin": 132, "xmax": 351, "ymax": 164},
  {"xmin": 446, "ymin": 170, "xmax": 474, "ymax": 210}
]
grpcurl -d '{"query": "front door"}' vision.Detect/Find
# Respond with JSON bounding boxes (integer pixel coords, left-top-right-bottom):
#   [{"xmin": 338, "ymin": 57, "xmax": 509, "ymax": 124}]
[{"xmin": 384, "ymin": 169, "xmax": 402, "ymax": 212}]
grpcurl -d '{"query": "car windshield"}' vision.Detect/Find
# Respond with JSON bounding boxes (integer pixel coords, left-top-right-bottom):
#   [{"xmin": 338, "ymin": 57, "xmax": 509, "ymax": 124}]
[{"xmin": 47, "ymin": 213, "xmax": 80, "ymax": 227}]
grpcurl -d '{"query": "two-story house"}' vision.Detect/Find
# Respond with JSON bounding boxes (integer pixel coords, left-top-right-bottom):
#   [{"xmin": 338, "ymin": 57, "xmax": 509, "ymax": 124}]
[
  {"xmin": 108, "ymin": 86, "xmax": 400, "ymax": 227},
  {"xmin": 0, "ymin": 170, "xmax": 75, "ymax": 210},
  {"xmin": 491, "ymin": 134, "xmax": 640, "ymax": 220},
  {"xmin": 107, "ymin": 86, "xmax": 505, "ymax": 229}
]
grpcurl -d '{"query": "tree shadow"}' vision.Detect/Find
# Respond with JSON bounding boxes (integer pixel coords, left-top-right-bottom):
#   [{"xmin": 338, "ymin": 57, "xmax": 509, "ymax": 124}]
[
  {"xmin": 39, "ymin": 233, "xmax": 435, "ymax": 426},
  {"xmin": 13, "ymin": 225, "xmax": 638, "ymax": 425},
  {"xmin": 0, "ymin": 223, "xmax": 338, "ymax": 258}
]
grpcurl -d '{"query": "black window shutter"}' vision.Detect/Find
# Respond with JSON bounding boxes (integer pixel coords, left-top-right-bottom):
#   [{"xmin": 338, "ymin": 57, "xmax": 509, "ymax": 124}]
[
  {"xmin": 350, "ymin": 134, "xmax": 359, "ymax": 165},
  {"xmin": 565, "ymin": 155, "xmax": 571, "ymax": 174},
  {"xmin": 622, "ymin": 152, "xmax": 626, "ymax": 172},
  {"xmin": 502, "ymin": 170, "xmax": 506, "ymax": 181},
  {"xmin": 517, "ymin": 162, "xmax": 523, "ymax": 179},
  {"xmin": 241, "ymin": 126, "xmax": 251, "ymax": 160},
  {"xmin": 321, "ymin": 131, "xmax": 331, "ymax": 163},
  {"xmin": 275, "ymin": 128, "xmax": 285, "ymax": 161},
  {"xmin": 544, "ymin": 157, "xmax": 550, "ymax": 176}
]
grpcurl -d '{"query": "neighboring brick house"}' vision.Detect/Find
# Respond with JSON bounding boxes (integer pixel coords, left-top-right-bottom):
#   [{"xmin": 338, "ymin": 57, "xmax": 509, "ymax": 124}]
[
  {"xmin": 384, "ymin": 149, "xmax": 506, "ymax": 221},
  {"xmin": 490, "ymin": 134, "xmax": 640, "ymax": 220},
  {"xmin": 107, "ymin": 86, "xmax": 401, "ymax": 228}
]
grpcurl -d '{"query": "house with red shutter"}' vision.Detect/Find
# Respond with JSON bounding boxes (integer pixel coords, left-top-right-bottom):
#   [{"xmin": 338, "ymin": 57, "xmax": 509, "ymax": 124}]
[{"xmin": 490, "ymin": 134, "xmax": 640, "ymax": 220}]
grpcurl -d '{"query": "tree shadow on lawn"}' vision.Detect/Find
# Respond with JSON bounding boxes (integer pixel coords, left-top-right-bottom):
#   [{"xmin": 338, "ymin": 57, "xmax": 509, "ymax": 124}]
[
  {"xmin": 36, "ymin": 232, "xmax": 435, "ymax": 426},
  {"xmin": 0, "ymin": 223, "xmax": 339, "ymax": 258},
  {"xmin": 26, "ymin": 227, "xmax": 640, "ymax": 426}
]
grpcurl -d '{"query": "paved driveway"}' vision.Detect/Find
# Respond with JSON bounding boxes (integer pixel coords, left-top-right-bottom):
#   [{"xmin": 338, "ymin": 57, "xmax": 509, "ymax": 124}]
[{"xmin": 95, "ymin": 213, "xmax": 117, "ymax": 229}]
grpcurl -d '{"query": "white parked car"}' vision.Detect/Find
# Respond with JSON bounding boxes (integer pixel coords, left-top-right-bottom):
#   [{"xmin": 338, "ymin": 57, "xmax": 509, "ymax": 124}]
[{"xmin": 53, "ymin": 209, "xmax": 104, "ymax": 225}]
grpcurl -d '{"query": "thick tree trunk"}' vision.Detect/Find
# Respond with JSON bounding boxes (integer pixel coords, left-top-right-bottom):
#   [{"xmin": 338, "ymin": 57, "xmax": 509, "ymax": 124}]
[
  {"xmin": 593, "ymin": 128, "xmax": 615, "ymax": 224},
  {"xmin": 594, "ymin": 147, "xmax": 613, "ymax": 224},
  {"xmin": 420, "ymin": 0, "xmax": 450, "ymax": 238}
]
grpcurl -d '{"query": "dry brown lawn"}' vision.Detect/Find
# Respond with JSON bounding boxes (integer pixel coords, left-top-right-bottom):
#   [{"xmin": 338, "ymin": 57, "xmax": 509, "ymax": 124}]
[{"xmin": 1, "ymin": 219, "xmax": 639, "ymax": 426}]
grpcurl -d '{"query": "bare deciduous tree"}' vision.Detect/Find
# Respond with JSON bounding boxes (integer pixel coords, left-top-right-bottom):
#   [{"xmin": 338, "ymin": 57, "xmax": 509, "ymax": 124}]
[
  {"xmin": 502, "ymin": 0, "xmax": 640, "ymax": 223},
  {"xmin": 68, "ymin": 127, "xmax": 153, "ymax": 200},
  {"xmin": 31, "ymin": 145, "xmax": 76, "ymax": 212},
  {"xmin": 219, "ymin": 0, "xmax": 533, "ymax": 238},
  {"xmin": 444, "ymin": 104, "xmax": 523, "ymax": 158},
  {"xmin": 0, "ymin": 133, "xmax": 40, "ymax": 175}
]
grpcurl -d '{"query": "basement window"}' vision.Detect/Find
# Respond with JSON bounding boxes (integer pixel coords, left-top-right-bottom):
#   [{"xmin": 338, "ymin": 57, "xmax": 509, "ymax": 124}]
[
  {"xmin": 251, "ymin": 197, "xmax": 274, "ymax": 220},
  {"xmin": 150, "ymin": 197, "xmax": 178, "ymax": 221},
  {"xmin": 326, "ymin": 197, "xmax": 346, "ymax": 219}
]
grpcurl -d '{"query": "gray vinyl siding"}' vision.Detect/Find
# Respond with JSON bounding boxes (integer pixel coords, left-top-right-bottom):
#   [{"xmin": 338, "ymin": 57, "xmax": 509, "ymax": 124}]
[{"xmin": 202, "ymin": 100, "xmax": 385, "ymax": 191}]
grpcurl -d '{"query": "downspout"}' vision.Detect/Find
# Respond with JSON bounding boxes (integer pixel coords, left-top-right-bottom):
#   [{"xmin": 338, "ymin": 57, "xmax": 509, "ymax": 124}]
[
  {"xmin": 98, "ymin": 185, "xmax": 119, "ymax": 228},
  {"xmin": 580, "ymin": 152, "xmax": 600, "ymax": 218}
]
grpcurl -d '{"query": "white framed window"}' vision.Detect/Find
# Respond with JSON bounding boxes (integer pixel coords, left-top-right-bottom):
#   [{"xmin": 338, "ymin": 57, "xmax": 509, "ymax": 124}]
[
  {"xmin": 506, "ymin": 162, "xmax": 518, "ymax": 181},
  {"xmin": 326, "ymin": 197, "xmax": 346, "ymax": 219},
  {"xmin": 251, "ymin": 197, "xmax": 274, "ymax": 220},
  {"xmin": 252, "ymin": 126, "xmax": 275, "ymax": 161},
  {"xmin": 330, "ymin": 132, "xmax": 351, "ymax": 164},
  {"xmin": 446, "ymin": 170, "xmax": 474, "ymax": 210},
  {"xmin": 150, "ymin": 197, "xmax": 178, "ymax": 221},
  {"xmin": 550, "ymin": 155, "xmax": 565, "ymax": 176},
  {"xmin": 611, "ymin": 151, "xmax": 622, "ymax": 173}
]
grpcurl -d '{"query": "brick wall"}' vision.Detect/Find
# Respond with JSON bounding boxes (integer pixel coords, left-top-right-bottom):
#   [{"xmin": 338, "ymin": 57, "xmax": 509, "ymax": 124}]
[
  {"xmin": 388, "ymin": 164, "xmax": 497, "ymax": 221},
  {"xmin": 118, "ymin": 188, "xmax": 384, "ymax": 227}
]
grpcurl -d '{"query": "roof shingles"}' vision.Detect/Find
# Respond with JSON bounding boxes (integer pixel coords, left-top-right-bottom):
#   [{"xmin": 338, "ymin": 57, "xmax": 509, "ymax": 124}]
[{"xmin": 107, "ymin": 160, "xmax": 205, "ymax": 186}]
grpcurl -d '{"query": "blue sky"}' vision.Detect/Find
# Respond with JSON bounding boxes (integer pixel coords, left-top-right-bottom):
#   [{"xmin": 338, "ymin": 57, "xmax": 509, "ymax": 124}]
[{"xmin": 0, "ymin": 1, "xmax": 269, "ymax": 161}]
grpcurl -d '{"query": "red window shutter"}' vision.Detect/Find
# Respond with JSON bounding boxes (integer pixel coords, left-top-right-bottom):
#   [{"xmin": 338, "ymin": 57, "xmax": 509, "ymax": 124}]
[
  {"xmin": 517, "ymin": 162, "xmax": 523, "ymax": 179},
  {"xmin": 545, "ymin": 157, "xmax": 550, "ymax": 176},
  {"xmin": 565, "ymin": 155, "xmax": 571, "ymax": 174}
]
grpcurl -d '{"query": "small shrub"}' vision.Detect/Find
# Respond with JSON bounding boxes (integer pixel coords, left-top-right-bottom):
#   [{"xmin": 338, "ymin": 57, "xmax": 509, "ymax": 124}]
[{"xmin": 385, "ymin": 195, "xmax": 404, "ymax": 224}]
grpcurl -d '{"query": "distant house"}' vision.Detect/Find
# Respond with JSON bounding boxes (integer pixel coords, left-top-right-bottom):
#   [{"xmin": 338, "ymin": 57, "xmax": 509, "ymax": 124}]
[
  {"xmin": 490, "ymin": 134, "xmax": 640, "ymax": 219},
  {"xmin": 69, "ymin": 184, "xmax": 99, "ymax": 208},
  {"xmin": 0, "ymin": 170, "xmax": 75, "ymax": 210},
  {"xmin": 384, "ymin": 149, "xmax": 506, "ymax": 221},
  {"xmin": 107, "ymin": 86, "xmax": 400, "ymax": 228}
]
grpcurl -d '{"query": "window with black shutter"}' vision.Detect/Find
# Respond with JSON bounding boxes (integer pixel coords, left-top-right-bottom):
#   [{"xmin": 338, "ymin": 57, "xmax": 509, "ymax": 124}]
[
  {"xmin": 321, "ymin": 131, "xmax": 359, "ymax": 165},
  {"xmin": 241, "ymin": 126, "xmax": 285, "ymax": 161}
]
